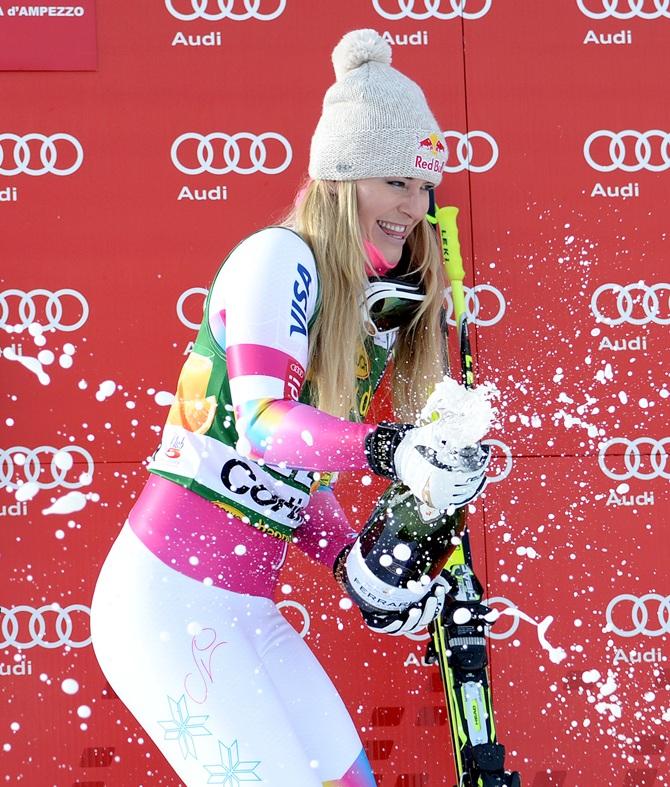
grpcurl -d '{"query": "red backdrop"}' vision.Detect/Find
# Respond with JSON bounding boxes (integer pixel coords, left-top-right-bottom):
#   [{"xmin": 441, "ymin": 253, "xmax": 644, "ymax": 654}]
[{"xmin": 1, "ymin": 2, "xmax": 669, "ymax": 786}]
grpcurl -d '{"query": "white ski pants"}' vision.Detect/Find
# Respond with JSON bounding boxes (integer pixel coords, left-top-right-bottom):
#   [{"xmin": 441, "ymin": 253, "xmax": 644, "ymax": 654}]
[{"xmin": 91, "ymin": 523, "xmax": 376, "ymax": 786}]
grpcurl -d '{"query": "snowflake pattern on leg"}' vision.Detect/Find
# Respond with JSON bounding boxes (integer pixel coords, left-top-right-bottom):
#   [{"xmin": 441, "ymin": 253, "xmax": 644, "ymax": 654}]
[
  {"xmin": 204, "ymin": 739, "xmax": 262, "ymax": 785},
  {"xmin": 157, "ymin": 694, "xmax": 212, "ymax": 759}
]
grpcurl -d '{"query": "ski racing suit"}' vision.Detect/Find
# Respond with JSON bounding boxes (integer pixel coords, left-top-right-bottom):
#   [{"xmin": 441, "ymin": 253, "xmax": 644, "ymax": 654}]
[{"xmin": 91, "ymin": 227, "xmax": 397, "ymax": 787}]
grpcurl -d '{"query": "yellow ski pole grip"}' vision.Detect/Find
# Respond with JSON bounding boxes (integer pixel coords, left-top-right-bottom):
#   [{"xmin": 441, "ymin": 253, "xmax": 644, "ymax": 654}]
[{"xmin": 435, "ymin": 205, "xmax": 466, "ymax": 326}]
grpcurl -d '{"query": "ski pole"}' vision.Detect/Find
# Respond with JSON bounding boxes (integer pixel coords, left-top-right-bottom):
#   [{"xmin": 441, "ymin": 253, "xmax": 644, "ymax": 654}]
[{"xmin": 427, "ymin": 203, "xmax": 522, "ymax": 787}]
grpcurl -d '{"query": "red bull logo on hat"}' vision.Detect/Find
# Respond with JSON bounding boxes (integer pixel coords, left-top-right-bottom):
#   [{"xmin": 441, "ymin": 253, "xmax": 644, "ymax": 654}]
[
  {"xmin": 418, "ymin": 133, "xmax": 445, "ymax": 156},
  {"xmin": 416, "ymin": 132, "xmax": 446, "ymax": 174}
]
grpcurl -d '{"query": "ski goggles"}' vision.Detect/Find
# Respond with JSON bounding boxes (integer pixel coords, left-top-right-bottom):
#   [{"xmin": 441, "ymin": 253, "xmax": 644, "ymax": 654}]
[{"xmin": 364, "ymin": 277, "xmax": 426, "ymax": 334}]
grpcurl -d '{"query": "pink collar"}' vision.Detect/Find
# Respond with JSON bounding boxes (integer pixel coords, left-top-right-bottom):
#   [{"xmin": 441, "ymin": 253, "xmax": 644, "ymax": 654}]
[{"xmin": 364, "ymin": 241, "xmax": 398, "ymax": 276}]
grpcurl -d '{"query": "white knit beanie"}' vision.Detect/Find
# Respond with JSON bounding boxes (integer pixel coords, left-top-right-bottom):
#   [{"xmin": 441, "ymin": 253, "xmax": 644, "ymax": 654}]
[{"xmin": 309, "ymin": 29, "xmax": 446, "ymax": 185}]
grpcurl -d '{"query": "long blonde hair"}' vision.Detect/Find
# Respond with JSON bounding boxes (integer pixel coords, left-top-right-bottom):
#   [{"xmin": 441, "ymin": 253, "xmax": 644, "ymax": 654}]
[{"xmin": 284, "ymin": 179, "xmax": 446, "ymax": 422}]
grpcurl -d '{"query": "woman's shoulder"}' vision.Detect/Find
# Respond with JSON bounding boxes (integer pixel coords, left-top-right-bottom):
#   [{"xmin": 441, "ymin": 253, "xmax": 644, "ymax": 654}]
[
  {"xmin": 227, "ymin": 226, "xmax": 315, "ymax": 266},
  {"xmin": 210, "ymin": 226, "xmax": 318, "ymax": 301}
]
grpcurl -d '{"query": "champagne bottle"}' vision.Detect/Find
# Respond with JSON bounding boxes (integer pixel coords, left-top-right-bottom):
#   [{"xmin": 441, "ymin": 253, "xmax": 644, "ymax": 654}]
[{"xmin": 338, "ymin": 444, "xmax": 485, "ymax": 614}]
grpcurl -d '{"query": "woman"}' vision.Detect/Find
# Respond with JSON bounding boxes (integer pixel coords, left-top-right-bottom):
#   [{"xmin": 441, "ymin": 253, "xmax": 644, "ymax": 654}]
[{"xmin": 91, "ymin": 29, "xmax": 488, "ymax": 787}]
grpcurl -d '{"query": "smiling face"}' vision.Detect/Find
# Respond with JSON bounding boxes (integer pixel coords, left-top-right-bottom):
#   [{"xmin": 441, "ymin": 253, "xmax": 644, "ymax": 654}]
[{"xmin": 355, "ymin": 177, "xmax": 434, "ymax": 265}]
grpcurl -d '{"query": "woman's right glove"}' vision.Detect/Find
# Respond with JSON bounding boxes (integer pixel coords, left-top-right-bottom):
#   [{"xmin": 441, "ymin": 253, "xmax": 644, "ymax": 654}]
[{"xmin": 364, "ymin": 421, "xmax": 490, "ymax": 510}]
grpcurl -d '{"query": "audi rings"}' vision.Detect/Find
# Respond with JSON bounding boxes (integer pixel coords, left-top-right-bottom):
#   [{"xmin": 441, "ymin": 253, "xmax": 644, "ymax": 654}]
[
  {"xmin": 372, "ymin": 0, "xmax": 492, "ymax": 20},
  {"xmin": 171, "ymin": 132, "xmax": 292, "ymax": 175},
  {"xmin": 443, "ymin": 131, "xmax": 499, "ymax": 173},
  {"xmin": 482, "ymin": 597, "xmax": 521, "ymax": 640},
  {"xmin": 445, "ymin": 284, "xmax": 506, "ymax": 327},
  {"xmin": 584, "ymin": 130, "xmax": 670, "ymax": 172},
  {"xmin": 0, "ymin": 133, "xmax": 84, "ymax": 176},
  {"xmin": 598, "ymin": 438, "xmax": 670, "ymax": 481},
  {"xmin": 0, "ymin": 289, "xmax": 89, "ymax": 332},
  {"xmin": 400, "ymin": 595, "xmax": 520, "ymax": 642},
  {"xmin": 276, "ymin": 600, "xmax": 310, "ymax": 639},
  {"xmin": 177, "ymin": 287, "xmax": 208, "ymax": 330},
  {"xmin": 482, "ymin": 440, "xmax": 513, "ymax": 484},
  {"xmin": 605, "ymin": 594, "xmax": 670, "ymax": 638},
  {"xmin": 165, "ymin": 0, "xmax": 286, "ymax": 20},
  {"xmin": 590, "ymin": 282, "xmax": 670, "ymax": 326},
  {"xmin": 577, "ymin": 0, "xmax": 670, "ymax": 20},
  {"xmin": 1, "ymin": 604, "xmax": 91, "ymax": 649},
  {"xmin": 0, "ymin": 446, "xmax": 94, "ymax": 490}
]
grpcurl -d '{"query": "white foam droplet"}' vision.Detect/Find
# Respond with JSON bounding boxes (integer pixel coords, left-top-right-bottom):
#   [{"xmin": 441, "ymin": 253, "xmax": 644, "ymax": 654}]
[
  {"xmin": 63, "ymin": 343, "xmax": 75, "ymax": 355},
  {"xmin": 301, "ymin": 430, "xmax": 314, "ymax": 446},
  {"xmin": 61, "ymin": 678, "xmax": 79, "ymax": 695},
  {"xmin": 453, "ymin": 608, "xmax": 472, "ymax": 625},
  {"xmin": 154, "ymin": 390, "xmax": 174, "ymax": 406},
  {"xmin": 15, "ymin": 482, "xmax": 39, "ymax": 502},
  {"xmin": 3, "ymin": 348, "xmax": 50, "ymax": 385},
  {"xmin": 96, "ymin": 380, "xmax": 116, "ymax": 401},
  {"xmin": 599, "ymin": 673, "xmax": 617, "ymax": 697},
  {"xmin": 37, "ymin": 350, "xmax": 55, "ymax": 366},
  {"xmin": 392, "ymin": 544, "xmax": 412, "ymax": 562},
  {"xmin": 53, "ymin": 450, "xmax": 74, "ymax": 471},
  {"xmin": 42, "ymin": 491, "xmax": 88, "ymax": 516}
]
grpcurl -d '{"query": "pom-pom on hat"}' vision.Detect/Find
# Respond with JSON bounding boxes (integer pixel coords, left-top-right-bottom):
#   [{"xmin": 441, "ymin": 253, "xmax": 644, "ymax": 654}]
[{"xmin": 309, "ymin": 29, "xmax": 446, "ymax": 185}]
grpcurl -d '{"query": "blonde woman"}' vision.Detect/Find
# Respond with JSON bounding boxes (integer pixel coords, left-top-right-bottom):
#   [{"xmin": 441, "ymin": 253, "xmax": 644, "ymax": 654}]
[{"xmin": 91, "ymin": 29, "xmax": 488, "ymax": 787}]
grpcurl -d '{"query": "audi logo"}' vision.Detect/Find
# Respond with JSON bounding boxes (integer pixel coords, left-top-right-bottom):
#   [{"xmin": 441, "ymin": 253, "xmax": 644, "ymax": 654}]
[
  {"xmin": 372, "ymin": 0, "xmax": 492, "ymax": 20},
  {"xmin": 276, "ymin": 599, "xmax": 310, "ymax": 638},
  {"xmin": 605, "ymin": 594, "xmax": 670, "ymax": 638},
  {"xmin": 165, "ymin": 0, "xmax": 286, "ymax": 20},
  {"xmin": 0, "ymin": 133, "xmax": 84, "ymax": 176},
  {"xmin": 1, "ymin": 604, "xmax": 91, "ymax": 649},
  {"xmin": 577, "ymin": 0, "xmax": 670, "ymax": 19},
  {"xmin": 443, "ymin": 131, "xmax": 499, "ymax": 173},
  {"xmin": 598, "ymin": 438, "xmax": 670, "ymax": 481},
  {"xmin": 584, "ymin": 130, "xmax": 670, "ymax": 172},
  {"xmin": 177, "ymin": 287, "xmax": 208, "ymax": 329},
  {"xmin": 171, "ymin": 132, "xmax": 292, "ymax": 175},
  {"xmin": 590, "ymin": 282, "xmax": 670, "ymax": 326},
  {"xmin": 482, "ymin": 439, "xmax": 513, "ymax": 483},
  {"xmin": 445, "ymin": 284, "xmax": 506, "ymax": 327},
  {"xmin": 0, "ymin": 289, "xmax": 89, "ymax": 332},
  {"xmin": 483, "ymin": 597, "xmax": 520, "ymax": 640},
  {"xmin": 0, "ymin": 446, "xmax": 94, "ymax": 490},
  {"xmin": 403, "ymin": 595, "xmax": 519, "ymax": 643}
]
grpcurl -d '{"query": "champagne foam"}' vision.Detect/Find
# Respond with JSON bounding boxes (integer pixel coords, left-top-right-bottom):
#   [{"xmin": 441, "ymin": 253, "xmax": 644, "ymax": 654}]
[{"xmin": 421, "ymin": 376, "xmax": 499, "ymax": 453}]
